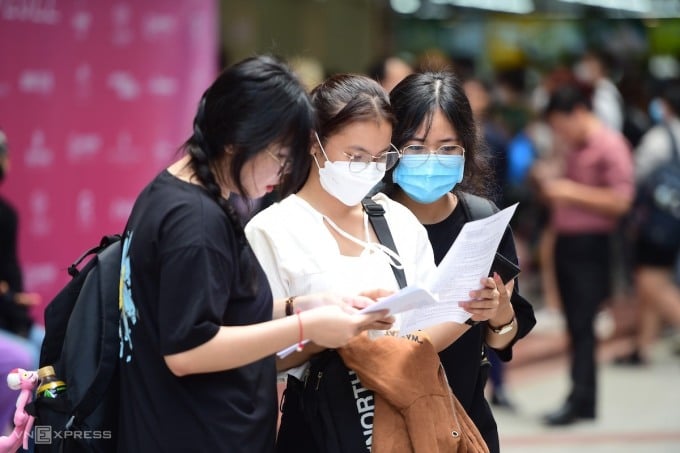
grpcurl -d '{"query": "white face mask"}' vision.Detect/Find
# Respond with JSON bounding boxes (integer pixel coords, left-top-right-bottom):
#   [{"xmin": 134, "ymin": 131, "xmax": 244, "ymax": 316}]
[{"xmin": 314, "ymin": 133, "xmax": 386, "ymax": 206}]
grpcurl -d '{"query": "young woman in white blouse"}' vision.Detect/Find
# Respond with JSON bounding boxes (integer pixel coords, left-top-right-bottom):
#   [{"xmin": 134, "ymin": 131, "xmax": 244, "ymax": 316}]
[{"xmin": 245, "ymin": 74, "xmax": 504, "ymax": 451}]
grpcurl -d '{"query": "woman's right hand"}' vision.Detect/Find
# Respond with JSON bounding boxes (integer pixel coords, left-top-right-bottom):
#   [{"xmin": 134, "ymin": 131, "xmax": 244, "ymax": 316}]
[{"xmin": 301, "ymin": 305, "xmax": 392, "ymax": 349}]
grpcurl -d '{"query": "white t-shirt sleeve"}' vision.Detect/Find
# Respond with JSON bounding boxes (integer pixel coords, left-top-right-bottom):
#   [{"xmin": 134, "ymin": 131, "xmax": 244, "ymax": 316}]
[{"xmin": 245, "ymin": 211, "xmax": 288, "ymax": 299}]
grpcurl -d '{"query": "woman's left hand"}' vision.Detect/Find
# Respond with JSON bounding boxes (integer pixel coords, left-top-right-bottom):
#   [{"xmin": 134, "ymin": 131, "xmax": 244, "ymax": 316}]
[{"xmin": 459, "ymin": 275, "xmax": 502, "ymax": 322}]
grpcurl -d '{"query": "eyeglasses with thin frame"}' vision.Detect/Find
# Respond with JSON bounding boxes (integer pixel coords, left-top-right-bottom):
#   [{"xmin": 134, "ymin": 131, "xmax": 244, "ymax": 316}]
[
  {"xmin": 315, "ymin": 132, "xmax": 401, "ymax": 173},
  {"xmin": 340, "ymin": 145, "xmax": 401, "ymax": 173},
  {"xmin": 266, "ymin": 150, "xmax": 293, "ymax": 175},
  {"xmin": 400, "ymin": 144, "xmax": 465, "ymax": 168}
]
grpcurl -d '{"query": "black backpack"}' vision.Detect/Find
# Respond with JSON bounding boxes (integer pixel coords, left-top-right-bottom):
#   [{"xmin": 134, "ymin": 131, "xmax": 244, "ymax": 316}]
[
  {"xmin": 628, "ymin": 124, "xmax": 680, "ymax": 251},
  {"xmin": 27, "ymin": 234, "xmax": 122, "ymax": 452}
]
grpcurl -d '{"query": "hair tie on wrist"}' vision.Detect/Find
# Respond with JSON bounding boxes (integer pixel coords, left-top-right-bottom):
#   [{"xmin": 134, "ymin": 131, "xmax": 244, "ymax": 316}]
[{"xmin": 285, "ymin": 296, "xmax": 296, "ymax": 316}]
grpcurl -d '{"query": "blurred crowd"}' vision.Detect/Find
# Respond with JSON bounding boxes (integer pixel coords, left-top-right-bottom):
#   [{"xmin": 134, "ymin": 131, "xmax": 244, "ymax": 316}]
[
  {"xmin": 266, "ymin": 48, "xmax": 680, "ymax": 359},
  {"xmin": 273, "ymin": 48, "xmax": 680, "ymax": 421}
]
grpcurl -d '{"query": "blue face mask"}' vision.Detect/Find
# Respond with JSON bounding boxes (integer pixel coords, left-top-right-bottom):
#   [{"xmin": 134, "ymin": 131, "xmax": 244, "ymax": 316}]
[
  {"xmin": 648, "ymin": 98, "xmax": 664, "ymax": 124},
  {"xmin": 392, "ymin": 154, "xmax": 464, "ymax": 203}
]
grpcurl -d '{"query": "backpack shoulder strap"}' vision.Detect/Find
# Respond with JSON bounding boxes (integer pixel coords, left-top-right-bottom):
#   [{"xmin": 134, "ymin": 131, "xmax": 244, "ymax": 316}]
[
  {"xmin": 361, "ymin": 197, "xmax": 407, "ymax": 289},
  {"xmin": 457, "ymin": 191, "xmax": 498, "ymax": 220},
  {"xmin": 67, "ymin": 234, "xmax": 122, "ymax": 277}
]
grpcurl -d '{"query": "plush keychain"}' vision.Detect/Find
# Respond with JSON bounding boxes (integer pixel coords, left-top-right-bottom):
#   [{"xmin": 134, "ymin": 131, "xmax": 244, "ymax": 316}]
[{"xmin": 0, "ymin": 368, "xmax": 38, "ymax": 453}]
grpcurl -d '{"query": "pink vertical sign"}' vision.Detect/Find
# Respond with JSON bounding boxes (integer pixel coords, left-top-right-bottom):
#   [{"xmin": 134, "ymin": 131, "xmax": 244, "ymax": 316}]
[{"xmin": 0, "ymin": 0, "xmax": 218, "ymax": 322}]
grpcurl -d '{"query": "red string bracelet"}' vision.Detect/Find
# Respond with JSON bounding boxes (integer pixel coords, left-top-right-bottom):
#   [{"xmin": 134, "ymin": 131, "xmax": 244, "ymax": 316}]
[{"xmin": 295, "ymin": 309, "xmax": 304, "ymax": 352}]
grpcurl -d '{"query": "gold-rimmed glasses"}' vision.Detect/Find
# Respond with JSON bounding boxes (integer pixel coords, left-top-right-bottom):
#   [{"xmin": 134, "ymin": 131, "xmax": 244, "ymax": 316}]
[{"xmin": 266, "ymin": 150, "xmax": 293, "ymax": 175}]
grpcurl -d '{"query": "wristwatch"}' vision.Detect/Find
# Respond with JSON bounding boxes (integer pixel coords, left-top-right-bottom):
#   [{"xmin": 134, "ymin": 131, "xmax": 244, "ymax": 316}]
[{"xmin": 488, "ymin": 317, "xmax": 515, "ymax": 335}]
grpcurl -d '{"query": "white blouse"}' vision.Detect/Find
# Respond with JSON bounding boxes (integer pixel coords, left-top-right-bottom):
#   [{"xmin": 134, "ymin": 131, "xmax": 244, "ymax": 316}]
[{"xmin": 245, "ymin": 193, "xmax": 436, "ymax": 300}]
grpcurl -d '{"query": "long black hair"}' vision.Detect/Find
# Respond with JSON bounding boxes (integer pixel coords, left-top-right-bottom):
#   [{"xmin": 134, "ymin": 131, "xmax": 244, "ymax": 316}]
[
  {"xmin": 182, "ymin": 55, "xmax": 315, "ymax": 285},
  {"xmin": 383, "ymin": 71, "xmax": 492, "ymax": 198}
]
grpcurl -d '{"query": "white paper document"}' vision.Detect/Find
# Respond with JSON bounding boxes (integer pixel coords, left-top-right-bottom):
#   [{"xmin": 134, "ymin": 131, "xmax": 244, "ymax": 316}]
[
  {"xmin": 395, "ymin": 203, "xmax": 517, "ymax": 335},
  {"xmin": 276, "ymin": 286, "xmax": 439, "ymax": 358},
  {"xmin": 276, "ymin": 203, "xmax": 518, "ymax": 357},
  {"xmin": 426, "ymin": 203, "xmax": 518, "ymax": 303},
  {"xmin": 357, "ymin": 286, "xmax": 438, "ymax": 315}
]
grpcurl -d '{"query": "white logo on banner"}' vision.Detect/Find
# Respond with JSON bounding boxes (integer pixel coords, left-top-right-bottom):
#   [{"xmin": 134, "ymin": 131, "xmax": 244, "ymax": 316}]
[
  {"xmin": 143, "ymin": 13, "xmax": 177, "ymax": 40},
  {"xmin": 0, "ymin": 0, "xmax": 61, "ymax": 24},
  {"xmin": 107, "ymin": 71, "xmax": 140, "ymax": 100},
  {"xmin": 111, "ymin": 3, "xmax": 133, "ymax": 46},
  {"xmin": 109, "ymin": 131, "xmax": 140, "ymax": 164},
  {"xmin": 23, "ymin": 262, "xmax": 59, "ymax": 290},
  {"xmin": 77, "ymin": 189, "xmax": 96, "ymax": 230},
  {"xmin": 18, "ymin": 70, "xmax": 55, "ymax": 95},
  {"xmin": 72, "ymin": 10, "xmax": 93, "ymax": 40},
  {"xmin": 67, "ymin": 132, "xmax": 101, "ymax": 161},
  {"xmin": 109, "ymin": 198, "xmax": 135, "ymax": 223},
  {"xmin": 189, "ymin": 11, "xmax": 211, "ymax": 44},
  {"xmin": 148, "ymin": 76, "xmax": 178, "ymax": 97},
  {"xmin": 25, "ymin": 130, "xmax": 54, "ymax": 168},
  {"xmin": 29, "ymin": 190, "xmax": 51, "ymax": 237},
  {"xmin": 75, "ymin": 63, "xmax": 92, "ymax": 99}
]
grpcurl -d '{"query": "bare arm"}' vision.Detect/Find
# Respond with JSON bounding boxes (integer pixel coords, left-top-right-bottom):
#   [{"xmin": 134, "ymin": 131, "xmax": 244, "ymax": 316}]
[
  {"xmin": 427, "ymin": 275, "xmax": 503, "ymax": 352},
  {"xmin": 274, "ymin": 288, "xmax": 396, "ymax": 371},
  {"xmin": 421, "ymin": 322, "xmax": 468, "ymax": 352},
  {"xmin": 540, "ymin": 178, "xmax": 632, "ymax": 217},
  {"xmin": 164, "ymin": 305, "xmax": 391, "ymax": 376}
]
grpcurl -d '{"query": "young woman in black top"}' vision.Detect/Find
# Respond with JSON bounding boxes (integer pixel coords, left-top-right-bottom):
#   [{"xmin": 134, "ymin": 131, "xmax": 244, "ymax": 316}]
[
  {"xmin": 382, "ymin": 71, "xmax": 536, "ymax": 453},
  {"xmin": 117, "ymin": 56, "xmax": 392, "ymax": 452}
]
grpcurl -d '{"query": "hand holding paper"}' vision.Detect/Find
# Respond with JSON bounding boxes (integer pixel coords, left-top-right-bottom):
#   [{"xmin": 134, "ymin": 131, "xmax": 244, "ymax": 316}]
[
  {"xmin": 277, "ymin": 287, "xmax": 439, "ymax": 358},
  {"xmin": 276, "ymin": 203, "xmax": 518, "ymax": 356}
]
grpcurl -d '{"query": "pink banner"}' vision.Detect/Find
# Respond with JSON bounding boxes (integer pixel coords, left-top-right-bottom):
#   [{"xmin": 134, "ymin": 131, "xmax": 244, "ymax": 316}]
[{"xmin": 0, "ymin": 0, "xmax": 218, "ymax": 323}]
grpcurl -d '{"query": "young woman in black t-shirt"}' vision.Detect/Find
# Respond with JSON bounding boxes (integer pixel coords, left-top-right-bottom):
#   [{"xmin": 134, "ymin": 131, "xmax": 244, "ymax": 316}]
[
  {"xmin": 382, "ymin": 71, "xmax": 536, "ymax": 453},
  {"xmin": 117, "ymin": 56, "xmax": 393, "ymax": 452}
]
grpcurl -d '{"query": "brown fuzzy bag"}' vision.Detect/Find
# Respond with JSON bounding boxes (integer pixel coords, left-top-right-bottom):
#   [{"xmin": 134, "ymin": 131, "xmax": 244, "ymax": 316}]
[{"xmin": 339, "ymin": 333, "xmax": 489, "ymax": 453}]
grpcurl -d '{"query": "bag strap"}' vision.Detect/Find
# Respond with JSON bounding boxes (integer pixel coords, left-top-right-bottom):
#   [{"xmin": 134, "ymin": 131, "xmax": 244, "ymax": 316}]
[
  {"xmin": 457, "ymin": 191, "xmax": 497, "ymax": 220},
  {"xmin": 361, "ymin": 197, "xmax": 407, "ymax": 289},
  {"xmin": 68, "ymin": 234, "xmax": 122, "ymax": 277}
]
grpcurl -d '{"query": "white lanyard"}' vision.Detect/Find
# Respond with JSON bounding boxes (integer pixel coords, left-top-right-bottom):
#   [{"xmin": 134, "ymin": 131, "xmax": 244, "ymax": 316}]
[{"xmin": 322, "ymin": 213, "xmax": 404, "ymax": 270}]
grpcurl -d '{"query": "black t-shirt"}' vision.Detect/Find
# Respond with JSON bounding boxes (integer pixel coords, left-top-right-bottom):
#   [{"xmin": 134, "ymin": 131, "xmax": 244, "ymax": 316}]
[
  {"xmin": 424, "ymin": 197, "xmax": 535, "ymax": 453},
  {"xmin": 118, "ymin": 171, "xmax": 276, "ymax": 452},
  {"xmin": 0, "ymin": 196, "xmax": 31, "ymax": 335}
]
